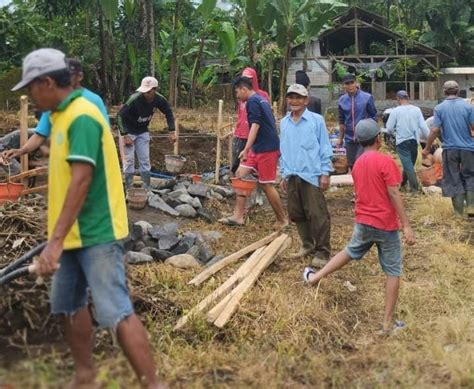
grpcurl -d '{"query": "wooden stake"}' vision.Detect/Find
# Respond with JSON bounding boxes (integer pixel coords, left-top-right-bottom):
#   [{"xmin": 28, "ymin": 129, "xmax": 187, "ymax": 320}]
[
  {"xmin": 19, "ymin": 96, "xmax": 28, "ymax": 179},
  {"xmin": 188, "ymin": 231, "xmax": 279, "ymax": 286},
  {"xmin": 206, "ymin": 235, "xmax": 290, "ymax": 323},
  {"xmin": 173, "ymin": 247, "xmax": 266, "ymax": 331},
  {"xmin": 214, "ymin": 99, "xmax": 223, "ymax": 184},
  {"xmin": 173, "ymin": 118, "xmax": 179, "ymax": 155},
  {"xmin": 212, "ymin": 235, "xmax": 291, "ymax": 328}
]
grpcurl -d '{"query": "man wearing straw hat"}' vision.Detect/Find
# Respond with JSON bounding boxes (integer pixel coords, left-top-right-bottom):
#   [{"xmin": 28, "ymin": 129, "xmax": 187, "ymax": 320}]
[
  {"xmin": 12, "ymin": 48, "xmax": 164, "ymax": 388},
  {"xmin": 118, "ymin": 76, "xmax": 175, "ymax": 190}
]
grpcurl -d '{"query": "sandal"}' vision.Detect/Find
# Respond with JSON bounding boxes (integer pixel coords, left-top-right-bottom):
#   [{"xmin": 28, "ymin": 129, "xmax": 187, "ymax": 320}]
[
  {"xmin": 303, "ymin": 266, "xmax": 316, "ymax": 284},
  {"xmin": 218, "ymin": 217, "xmax": 245, "ymax": 227},
  {"xmin": 378, "ymin": 320, "xmax": 406, "ymax": 336}
]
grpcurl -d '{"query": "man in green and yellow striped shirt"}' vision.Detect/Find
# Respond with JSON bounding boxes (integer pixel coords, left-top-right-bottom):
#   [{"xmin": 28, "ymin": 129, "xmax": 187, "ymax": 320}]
[{"xmin": 12, "ymin": 48, "xmax": 163, "ymax": 389}]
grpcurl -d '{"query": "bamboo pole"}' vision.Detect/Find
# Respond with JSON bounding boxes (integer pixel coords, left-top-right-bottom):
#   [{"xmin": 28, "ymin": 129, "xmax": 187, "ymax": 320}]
[
  {"xmin": 212, "ymin": 235, "xmax": 291, "ymax": 328},
  {"xmin": 188, "ymin": 231, "xmax": 279, "ymax": 286},
  {"xmin": 173, "ymin": 118, "xmax": 179, "ymax": 155},
  {"xmin": 19, "ymin": 96, "xmax": 28, "ymax": 179},
  {"xmin": 214, "ymin": 99, "xmax": 223, "ymax": 184},
  {"xmin": 173, "ymin": 247, "xmax": 266, "ymax": 331},
  {"xmin": 206, "ymin": 235, "xmax": 290, "ymax": 323}
]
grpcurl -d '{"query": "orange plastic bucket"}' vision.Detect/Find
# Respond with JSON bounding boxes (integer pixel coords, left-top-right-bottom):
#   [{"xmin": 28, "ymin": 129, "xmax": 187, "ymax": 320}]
[
  {"xmin": 191, "ymin": 174, "xmax": 202, "ymax": 184},
  {"xmin": 231, "ymin": 177, "xmax": 257, "ymax": 197},
  {"xmin": 416, "ymin": 166, "xmax": 438, "ymax": 186},
  {"xmin": 0, "ymin": 182, "xmax": 24, "ymax": 204}
]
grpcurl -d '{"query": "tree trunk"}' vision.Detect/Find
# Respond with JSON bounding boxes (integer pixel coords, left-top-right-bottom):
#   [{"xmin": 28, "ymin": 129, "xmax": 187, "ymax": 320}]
[
  {"xmin": 268, "ymin": 61, "xmax": 273, "ymax": 103},
  {"xmin": 144, "ymin": 0, "xmax": 155, "ymax": 76},
  {"xmin": 278, "ymin": 40, "xmax": 291, "ymax": 115},
  {"xmin": 246, "ymin": 18, "xmax": 255, "ymax": 66},
  {"xmin": 189, "ymin": 35, "xmax": 206, "ymax": 108},
  {"xmin": 169, "ymin": 0, "xmax": 182, "ymax": 108},
  {"xmin": 97, "ymin": 9, "xmax": 110, "ymax": 101}
]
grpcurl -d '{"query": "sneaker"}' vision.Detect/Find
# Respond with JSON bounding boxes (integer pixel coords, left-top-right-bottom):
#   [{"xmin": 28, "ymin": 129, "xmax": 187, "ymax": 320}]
[{"xmin": 303, "ymin": 267, "xmax": 315, "ymax": 283}]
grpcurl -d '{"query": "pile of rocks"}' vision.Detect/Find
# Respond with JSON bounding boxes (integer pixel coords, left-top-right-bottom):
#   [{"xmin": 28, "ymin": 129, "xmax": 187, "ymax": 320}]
[
  {"xmin": 147, "ymin": 179, "xmax": 233, "ymax": 221},
  {"xmin": 124, "ymin": 221, "xmax": 224, "ymax": 269}
]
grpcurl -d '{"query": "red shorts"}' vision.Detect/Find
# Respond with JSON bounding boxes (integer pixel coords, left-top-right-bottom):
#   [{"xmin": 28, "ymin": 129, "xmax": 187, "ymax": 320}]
[{"xmin": 240, "ymin": 149, "xmax": 280, "ymax": 183}]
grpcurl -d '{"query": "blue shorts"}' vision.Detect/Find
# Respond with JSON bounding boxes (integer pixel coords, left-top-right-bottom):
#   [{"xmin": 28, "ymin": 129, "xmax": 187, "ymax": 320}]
[
  {"xmin": 345, "ymin": 223, "xmax": 402, "ymax": 276},
  {"xmin": 50, "ymin": 241, "xmax": 134, "ymax": 328}
]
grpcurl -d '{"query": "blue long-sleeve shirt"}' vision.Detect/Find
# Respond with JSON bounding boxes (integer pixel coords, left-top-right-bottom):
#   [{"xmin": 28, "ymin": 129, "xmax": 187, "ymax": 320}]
[
  {"xmin": 35, "ymin": 88, "xmax": 109, "ymax": 137},
  {"xmin": 338, "ymin": 89, "xmax": 377, "ymax": 142},
  {"xmin": 385, "ymin": 104, "xmax": 430, "ymax": 145},
  {"xmin": 280, "ymin": 109, "xmax": 333, "ymax": 187}
]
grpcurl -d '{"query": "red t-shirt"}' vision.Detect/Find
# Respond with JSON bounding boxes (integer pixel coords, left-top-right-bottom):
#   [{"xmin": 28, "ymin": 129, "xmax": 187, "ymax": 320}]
[
  {"xmin": 352, "ymin": 150, "xmax": 402, "ymax": 231},
  {"xmin": 234, "ymin": 90, "xmax": 270, "ymax": 139}
]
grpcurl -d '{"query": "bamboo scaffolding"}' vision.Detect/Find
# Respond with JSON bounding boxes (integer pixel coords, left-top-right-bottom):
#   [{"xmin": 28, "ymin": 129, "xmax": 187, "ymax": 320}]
[
  {"xmin": 19, "ymin": 96, "xmax": 28, "ymax": 183},
  {"xmin": 214, "ymin": 99, "xmax": 224, "ymax": 184}
]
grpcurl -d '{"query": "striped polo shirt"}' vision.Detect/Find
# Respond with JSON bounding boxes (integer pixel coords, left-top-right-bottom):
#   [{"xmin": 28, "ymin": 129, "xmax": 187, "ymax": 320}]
[{"xmin": 49, "ymin": 89, "xmax": 128, "ymax": 249}]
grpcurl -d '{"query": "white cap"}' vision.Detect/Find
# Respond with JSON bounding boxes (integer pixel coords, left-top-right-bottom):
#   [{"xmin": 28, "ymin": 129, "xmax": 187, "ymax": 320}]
[
  {"xmin": 286, "ymin": 84, "xmax": 308, "ymax": 97},
  {"xmin": 12, "ymin": 48, "xmax": 67, "ymax": 91},
  {"xmin": 137, "ymin": 76, "xmax": 158, "ymax": 93}
]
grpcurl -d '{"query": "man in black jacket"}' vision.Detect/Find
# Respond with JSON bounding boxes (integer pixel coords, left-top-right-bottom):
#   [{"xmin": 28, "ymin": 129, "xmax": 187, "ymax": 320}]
[
  {"xmin": 295, "ymin": 70, "xmax": 322, "ymax": 114},
  {"xmin": 118, "ymin": 76, "xmax": 175, "ymax": 190}
]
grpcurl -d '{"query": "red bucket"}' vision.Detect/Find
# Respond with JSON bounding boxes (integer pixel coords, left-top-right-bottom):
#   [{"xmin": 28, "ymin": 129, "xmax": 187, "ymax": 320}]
[
  {"xmin": 231, "ymin": 177, "xmax": 257, "ymax": 197},
  {"xmin": 0, "ymin": 182, "xmax": 24, "ymax": 204}
]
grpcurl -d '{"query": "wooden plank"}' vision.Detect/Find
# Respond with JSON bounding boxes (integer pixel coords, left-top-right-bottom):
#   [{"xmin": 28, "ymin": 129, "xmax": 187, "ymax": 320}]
[
  {"xmin": 419, "ymin": 82, "xmax": 425, "ymax": 100},
  {"xmin": 409, "ymin": 82, "xmax": 416, "ymax": 100},
  {"xmin": 214, "ymin": 99, "xmax": 223, "ymax": 184},
  {"xmin": 19, "ymin": 96, "xmax": 28, "ymax": 180},
  {"xmin": 173, "ymin": 247, "xmax": 266, "ymax": 330},
  {"xmin": 188, "ymin": 231, "xmax": 280, "ymax": 286},
  {"xmin": 211, "ymin": 235, "xmax": 291, "ymax": 328},
  {"xmin": 173, "ymin": 118, "xmax": 179, "ymax": 155}
]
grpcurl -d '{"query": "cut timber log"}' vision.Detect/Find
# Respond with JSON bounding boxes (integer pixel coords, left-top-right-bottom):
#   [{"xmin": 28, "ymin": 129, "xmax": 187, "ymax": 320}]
[
  {"xmin": 188, "ymin": 231, "xmax": 279, "ymax": 286},
  {"xmin": 212, "ymin": 235, "xmax": 291, "ymax": 328},
  {"xmin": 206, "ymin": 236, "xmax": 290, "ymax": 323},
  {"xmin": 173, "ymin": 247, "xmax": 266, "ymax": 331}
]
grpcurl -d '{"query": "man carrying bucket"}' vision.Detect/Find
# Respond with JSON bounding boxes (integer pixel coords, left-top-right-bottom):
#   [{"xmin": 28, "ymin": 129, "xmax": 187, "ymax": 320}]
[{"xmin": 118, "ymin": 76, "xmax": 175, "ymax": 190}]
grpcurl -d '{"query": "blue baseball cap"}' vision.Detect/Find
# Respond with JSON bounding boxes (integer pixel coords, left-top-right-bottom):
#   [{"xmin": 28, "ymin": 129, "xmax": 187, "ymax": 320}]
[
  {"xmin": 396, "ymin": 90, "xmax": 409, "ymax": 99},
  {"xmin": 355, "ymin": 119, "xmax": 381, "ymax": 142}
]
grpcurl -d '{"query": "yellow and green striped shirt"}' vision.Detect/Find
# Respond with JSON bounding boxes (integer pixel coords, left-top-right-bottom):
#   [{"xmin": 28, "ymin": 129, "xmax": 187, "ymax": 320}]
[{"xmin": 49, "ymin": 90, "xmax": 128, "ymax": 249}]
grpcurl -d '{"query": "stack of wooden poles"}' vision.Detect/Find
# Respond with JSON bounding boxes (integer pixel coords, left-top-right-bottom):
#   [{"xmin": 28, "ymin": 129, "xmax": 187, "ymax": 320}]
[{"xmin": 174, "ymin": 232, "xmax": 291, "ymax": 330}]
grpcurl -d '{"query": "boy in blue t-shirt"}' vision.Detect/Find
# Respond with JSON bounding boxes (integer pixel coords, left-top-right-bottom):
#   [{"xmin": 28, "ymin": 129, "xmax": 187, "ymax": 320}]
[{"xmin": 219, "ymin": 77, "xmax": 288, "ymax": 227}]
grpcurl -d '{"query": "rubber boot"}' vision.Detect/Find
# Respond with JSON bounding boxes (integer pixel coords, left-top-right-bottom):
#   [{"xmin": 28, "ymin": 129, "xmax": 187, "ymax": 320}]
[
  {"xmin": 466, "ymin": 191, "xmax": 474, "ymax": 218},
  {"xmin": 451, "ymin": 194, "xmax": 465, "ymax": 216},
  {"xmin": 124, "ymin": 173, "xmax": 134, "ymax": 191},
  {"xmin": 140, "ymin": 171, "xmax": 151, "ymax": 190},
  {"xmin": 290, "ymin": 222, "xmax": 314, "ymax": 259}
]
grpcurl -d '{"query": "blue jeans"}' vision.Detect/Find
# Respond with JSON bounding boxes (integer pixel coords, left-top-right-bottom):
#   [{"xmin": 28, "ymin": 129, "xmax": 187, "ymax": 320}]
[
  {"xmin": 50, "ymin": 241, "xmax": 134, "ymax": 328},
  {"xmin": 345, "ymin": 223, "xmax": 402, "ymax": 276},
  {"xmin": 396, "ymin": 139, "xmax": 419, "ymax": 191},
  {"xmin": 123, "ymin": 132, "xmax": 151, "ymax": 174}
]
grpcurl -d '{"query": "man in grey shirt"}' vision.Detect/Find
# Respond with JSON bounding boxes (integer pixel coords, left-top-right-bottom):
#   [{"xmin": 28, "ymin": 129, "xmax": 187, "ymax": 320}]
[{"xmin": 386, "ymin": 90, "xmax": 430, "ymax": 192}]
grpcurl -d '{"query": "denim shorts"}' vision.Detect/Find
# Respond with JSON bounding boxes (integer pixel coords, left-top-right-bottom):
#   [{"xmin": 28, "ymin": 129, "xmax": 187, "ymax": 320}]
[
  {"xmin": 345, "ymin": 223, "xmax": 402, "ymax": 276},
  {"xmin": 50, "ymin": 241, "xmax": 134, "ymax": 328}
]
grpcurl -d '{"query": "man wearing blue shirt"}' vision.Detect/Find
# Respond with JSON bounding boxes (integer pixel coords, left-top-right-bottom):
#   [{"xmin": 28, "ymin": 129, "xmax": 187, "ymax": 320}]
[
  {"xmin": 423, "ymin": 80, "xmax": 474, "ymax": 217},
  {"xmin": 219, "ymin": 77, "xmax": 287, "ymax": 227},
  {"xmin": 337, "ymin": 74, "xmax": 377, "ymax": 170},
  {"xmin": 386, "ymin": 90, "xmax": 430, "ymax": 192},
  {"xmin": 2, "ymin": 59, "xmax": 108, "ymax": 161},
  {"xmin": 280, "ymin": 84, "xmax": 333, "ymax": 266}
]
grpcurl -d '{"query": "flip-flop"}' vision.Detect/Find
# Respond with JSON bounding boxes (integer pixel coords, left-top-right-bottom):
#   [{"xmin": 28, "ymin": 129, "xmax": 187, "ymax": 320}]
[
  {"xmin": 218, "ymin": 217, "xmax": 245, "ymax": 227},
  {"xmin": 303, "ymin": 266, "xmax": 316, "ymax": 283},
  {"xmin": 378, "ymin": 320, "xmax": 407, "ymax": 336}
]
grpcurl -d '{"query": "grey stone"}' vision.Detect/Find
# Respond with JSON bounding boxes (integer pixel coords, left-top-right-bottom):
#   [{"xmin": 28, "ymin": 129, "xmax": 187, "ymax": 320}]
[
  {"xmin": 175, "ymin": 204, "xmax": 197, "ymax": 218},
  {"xmin": 150, "ymin": 178, "xmax": 176, "ymax": 190},
  {"xmin": 134, "ymin": 221, "xmax": 153, "ymax": 236},
  {"xmin": 205, "ymin": 255, "xmax": 225, "ymax": 267},
  {"xmin": 197, "ymin": 208, "xmax": 219, "ymax": 223},
  {"xmin": 212, "ymin": 185, "xmax": 234, "ymax": 197},
  {"xmin": 140, "ymin": 247, "xmax": 173, "ymax": 261},
  {"xmin": 152, "ymin": 189, "xmax": 171, "ymax": 195},
  {"xmin": 133, "ymin": 241, "xmax": 146, "ymax": 252},
  {"xmin": 178, "ymin": 194, "xmax": 202, "ymax": 208},
  {"xmin": 198, "ymin": 242, "xmax": 214, "ymax": 263},
  {"xmin": 186, "ymin": 245, "xmax": 200, "ymax": 258},
  {"xmin": 130, "ymin": 224, "xmax": 145, "ymax": 241},
  {"xmin": 172, "ymin": 236, "xmax": 195, "ymax": 255},
  {"xmin": 148, "ymin": 194, "xmax": 179, "ymax": 216},
  {"xmin": 143, "ymin": 236, "xmax": 158, "ymax": 248},
  {"xmin": 126, "ymin": 251, "xmax": 153, "ymax": 264},
  {"xmin": 167, "ymin": 188, "xmax": 188, "ymax": 199},
  {"xmin": 173, "ymin": 182, "xmax": 187, "ymax": 190},
  {"xmin": 149, "ymin": 223, "xmax": 179, "ymax": 240},
  {"xmin": 203, "ymin": 230, "xmax": 222, "ymax": 241},
  {"xmin": 208, "ymin": 190, "xmax": 224, "ymax": 201},
  {"xmin": 183, "ymin": 231, "xmax": 198, "ymax": 241},
  {"xmin": 158, "ymin": 235, "xmax": 180, "ymax": 251},
  {"xmin": 162, "ymin": 222, "xmax": 179, "ymax": 235},
  {"xmin": 123, "ymin": 237, "xmax": 134, "ymax": 252},
  {"xmin": 165, "ymin": 254, "xmax": 201, "ymax": 269},
  {"xmin": 165, "ymin": 198, "xmax": 181, "ymax": 208},
  {"xmin": 188, "ymin": 183, "xmax": 209, "ymax": 198}
]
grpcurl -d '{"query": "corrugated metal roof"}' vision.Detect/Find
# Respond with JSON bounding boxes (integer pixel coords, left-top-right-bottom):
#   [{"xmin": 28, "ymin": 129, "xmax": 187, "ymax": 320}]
[{"xmin": 441, "ymin": 67, "xmax": 474, "ymax": 74}]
